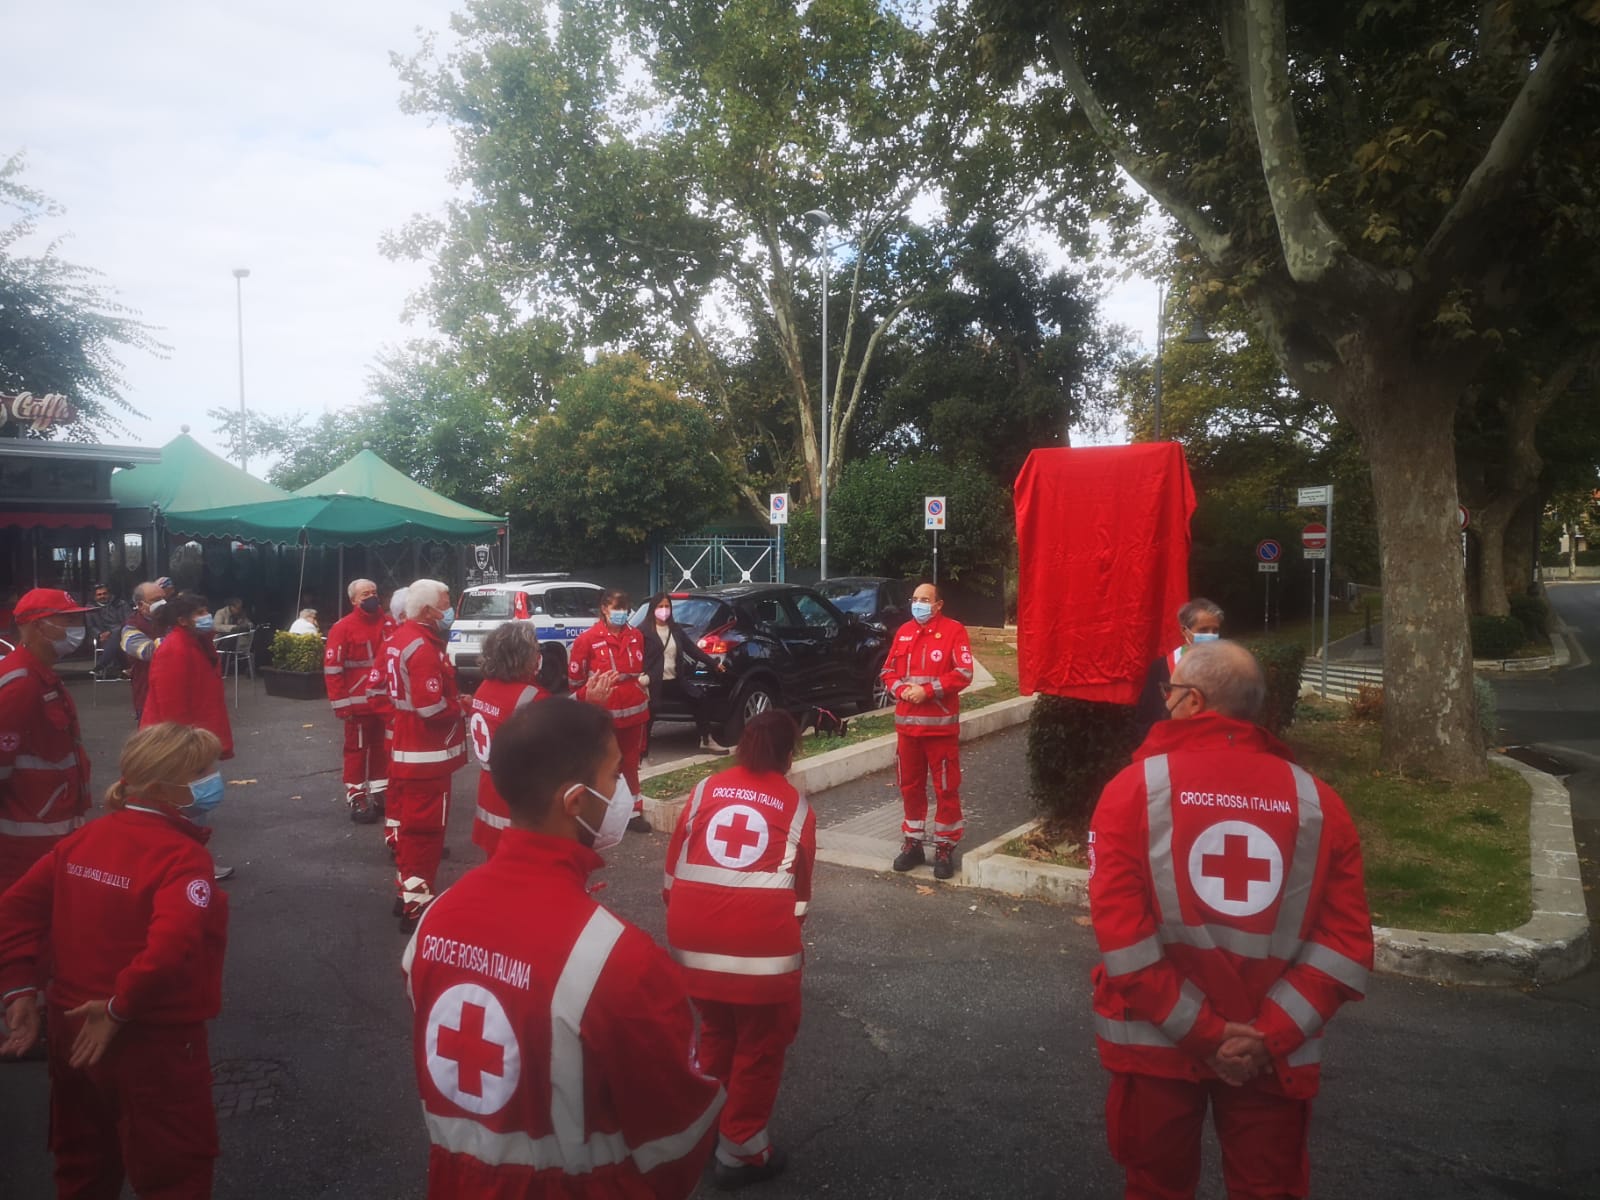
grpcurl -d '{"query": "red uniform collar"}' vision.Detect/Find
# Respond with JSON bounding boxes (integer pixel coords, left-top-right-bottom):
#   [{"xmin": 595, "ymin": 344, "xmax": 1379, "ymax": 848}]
[
  {"xmin": 401, "ymin": 617, "xmax": 448, "ymax": 648},
  {"xmin": 349, "ymin": 606, "xmax": 386, "ymax": 627},
  {"xmin": 119, "ymin": 804, "xmax": 215, "ymax": 845},
  {"xmin": 493, "ymin": 827, "xmax": 606, "ymax": 881},
  {"xmin": 4, "ymin": 644, "xmax": 61, "ymax": 687},
  {"xmin": 1134, "ymin": 711, "xmax": 1295, "ymax": 763},
  {"xmin": 908, "ymin": 613, "xmax": 954, "ymax": 636}
]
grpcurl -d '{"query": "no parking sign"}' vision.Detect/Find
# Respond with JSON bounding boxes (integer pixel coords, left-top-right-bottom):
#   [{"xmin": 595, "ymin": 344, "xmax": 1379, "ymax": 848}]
[
  {"xmin": 925, "ymin": 496, "xmax": 947, "ymax": 530},
  {"xmin": 769, "ymin": 493, "xmax": 789, "ymax": 526}
]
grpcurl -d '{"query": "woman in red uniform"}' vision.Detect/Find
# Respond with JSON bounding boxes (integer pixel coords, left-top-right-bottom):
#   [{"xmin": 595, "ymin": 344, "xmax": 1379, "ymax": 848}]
[
  {"xmin": 467, "ymin": 622, "xmax": 618, "ymax": 857},
  {"xmin": 567, "ymin": 589, "xmax": 652, "ymax": 833},
  {"xmin": 0, "ymin": 722, "xmax": 229, "ymax": 1199},
  {"xmin": 663, "ymin": 710, "xmax": 816, "ymax": 1189},
  {"xmin": 141, "ymin": 592, "xmax": 234, "ymax": 760}
]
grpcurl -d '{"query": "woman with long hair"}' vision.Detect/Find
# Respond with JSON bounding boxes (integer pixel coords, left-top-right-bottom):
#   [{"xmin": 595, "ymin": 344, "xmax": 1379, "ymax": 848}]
[
  {"xmin": 662, "ymin": 710, "xmax": 816, "ymax": 1189},
  {"xmin": 0, "ymin": 723, "xmax": 229, "ymax": 1198},
  {"xmin": 641, "ymin": 591, "xmax": 728, "ymax": 758},
  {"xmin": 567, "ymin": 589, "xmax": 652, "ymax": 833}
]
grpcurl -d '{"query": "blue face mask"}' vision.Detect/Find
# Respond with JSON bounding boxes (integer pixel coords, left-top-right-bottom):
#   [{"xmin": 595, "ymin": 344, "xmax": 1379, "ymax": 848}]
[
  {"xmin": 608, "ymin": 609, "xmax": 628, "ymax": 627},
  {"xmin": 911, "ymin": 601, "xmax": 933, "ymax": 624},
  {"xmin": 1192, "ymin": 632, "xmax": 1221, "ymax": 643},
  {"xmin": 184, "ymin": 772, "xmax": 225, "ymax": 813},
  {"xmin": 438, "ymin": 606, "xmax": 456, "ymax": 630},
  {"xmin": 193, "ymin": 615, "xmax": 215, "ymax": 633}
]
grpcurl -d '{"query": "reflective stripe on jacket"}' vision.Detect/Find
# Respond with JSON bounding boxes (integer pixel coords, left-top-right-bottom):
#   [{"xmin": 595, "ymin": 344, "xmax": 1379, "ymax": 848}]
[
  {"xmin": 0, "ymin": 646, "xmax": 91, "ymax": 866},
  {"xmin": 568, "ymin": 625, "xmax": 649, "ymax": 728},
  {"xmin": 469, "ymin": 680, "xmax": 546, "ymax": 850},
  {"xmin": 879, "ymin": 614, "xmax": 974, "ymax": 736},
  {"xmin": 325, "ymin": 608, "xmax": 396, "ymax": 717},
  {"xmin": 1087, "ymin": 713, "xmax": 1372, "ymax": 1099},
  {"xmin": 385, "ymin": 621, "xmax": 466, "ymax": 780}
]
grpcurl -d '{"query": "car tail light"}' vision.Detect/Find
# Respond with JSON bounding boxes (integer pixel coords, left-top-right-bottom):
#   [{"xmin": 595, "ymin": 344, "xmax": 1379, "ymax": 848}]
[
  {"xmin": 698, "ymin": 623, "xmax": 735, "ymax": 656},
  {"xmin": 514, "ymin": 592, "xmax": 529, "ymax": 619}
]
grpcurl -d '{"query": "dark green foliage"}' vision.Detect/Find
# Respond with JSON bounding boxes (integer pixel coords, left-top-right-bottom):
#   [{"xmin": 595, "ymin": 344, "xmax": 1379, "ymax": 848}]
[
  {"xmin": 1252, "ymin": 640, "xmax": 1307, "ymax": 735},
  {"xmin": 270, "ymin": 632, "xmax": 323, "ymax": 673},
  {"xmin": 1025, "ymin": 694, "xmax": 1140, "ymax": 826},
  {"xmin": 1507, "ymin": 593, "xmax": 1548, "ymax": 642},
  {"xmin": 1469, "ymin": 616, "xmax": 1525, "ymax": 660}
]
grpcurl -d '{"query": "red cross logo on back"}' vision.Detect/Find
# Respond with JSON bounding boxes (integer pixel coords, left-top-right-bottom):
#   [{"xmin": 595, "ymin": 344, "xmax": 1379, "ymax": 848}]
[
  {"xmin": 705, "ymin": 804, "xmax": 771, "ymax": 869},
  {"xmin": 437, "ymin": 1001, "xmax": 503, "ymax": 1098},
  {"xmin": 469, "ymin": 712, "xmax": 492, "ymax": 766},
  {"xmin": 1202, "ymin": 834, "xmax": 1273, "ymax": 902},
  {"xmin": 425, "ymin": 984, "xmax": 520, "ymax": 1115},
  {"xmin": 1185, "ymin": 820, "xmax": 1284, "ymax": 918}
]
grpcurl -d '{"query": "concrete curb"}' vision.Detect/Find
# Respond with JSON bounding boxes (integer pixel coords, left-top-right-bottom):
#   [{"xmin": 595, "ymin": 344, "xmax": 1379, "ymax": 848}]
[
  {"xmin": 643, "ymin": 692, "xmax": 1037, "ymax": 840},
  {"xmin": 958, "ymin": 819, "xmax": 1089, "ymax": 904},
  {"xmin": 1373, "ymin": 753, "xmax": 1591, "ymax": 987}
]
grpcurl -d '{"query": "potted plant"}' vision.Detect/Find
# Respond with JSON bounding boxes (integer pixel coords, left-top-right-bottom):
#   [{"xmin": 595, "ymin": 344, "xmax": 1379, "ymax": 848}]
[{"xmin": 260, "ymin": 631, "xmax": 327, "ymax": 700}]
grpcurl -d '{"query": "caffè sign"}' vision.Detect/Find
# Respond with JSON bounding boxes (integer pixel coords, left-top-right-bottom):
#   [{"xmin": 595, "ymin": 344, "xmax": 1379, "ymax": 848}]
[{"xmin": 1, "ymin": 392, "xmax": 76, "ymax": 431}]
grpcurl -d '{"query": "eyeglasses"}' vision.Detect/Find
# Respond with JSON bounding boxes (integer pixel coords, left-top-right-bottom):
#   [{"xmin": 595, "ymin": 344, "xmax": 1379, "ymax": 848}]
[{"xmin": 1158, "ymin": 682, "xmax": 1205, "ymax": 704}]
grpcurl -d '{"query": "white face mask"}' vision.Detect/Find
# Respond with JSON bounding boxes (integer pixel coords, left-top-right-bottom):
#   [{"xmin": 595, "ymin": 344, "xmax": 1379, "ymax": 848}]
[
  {"xmin": 49, "ymin": 626, "xmax": 86, "ymax": 657},
  {"xmin": 570, "ymin": 777, "xmax": 632, "ymax": 853}
]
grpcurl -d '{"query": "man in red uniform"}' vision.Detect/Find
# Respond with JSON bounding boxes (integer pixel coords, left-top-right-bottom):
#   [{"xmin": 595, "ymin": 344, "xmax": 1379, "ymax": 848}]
[
  {"xmin": 404, "ymin": 695, "xmax": 724, "ymax": 1198},
  {"xmin": 664, "ymin": 710, "xmax": 815, "ymax": 1189},
  {"xmin": 325, "ymin": 577, "xmax": 396, "ymax": 824},
  {"xmin": 1088, "ymin": 640, "xmax": 1372, "ymax": 1199},
  {"xmin": 366, "ymin": 586, "xmax": 411, "ymax": 855},
  {"xmin": 118, "ymin": 581, "xmax": 165, "ymax": 721},
  {"xmin": 386, "ymin": 579, "xmax": 466, "ymax": 931},
  {"xmin": 0, "ymin": 588, "xmax": 94, "ymax": 896},
  {"xmin": 881, "ymin": 582, "xmax": 974, "ymax": 880}
]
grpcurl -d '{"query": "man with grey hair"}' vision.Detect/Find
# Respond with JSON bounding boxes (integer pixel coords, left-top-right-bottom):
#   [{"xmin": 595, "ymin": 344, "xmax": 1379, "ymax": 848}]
[
  {"xmin": 1087, "ymin": 640, "xmax": 1372, "ymax": 1198},
  {"xmin": 1134, "ymin": 596, "xmax": 1225, "ymax": 740},
  {"xmin": 324, "ymin": 578, "xmax": 396, "ymax": 824},
  {"xmin": 384, "ymin": 578, "xmax": 466, "ymax": 931},
  {"xmin": 119, "ymin": 581, "xmax": 166, "ymax": 720}
]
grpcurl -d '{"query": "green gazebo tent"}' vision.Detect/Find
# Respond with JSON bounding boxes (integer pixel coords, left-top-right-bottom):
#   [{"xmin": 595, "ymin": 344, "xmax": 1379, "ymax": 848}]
[
  {"xmin": 292, "ymin": 449, "xmax": 503, "ymax": 528},
  {"xmin": 111, "ymin": 432, "xmax": 289, "ymax": 514}
]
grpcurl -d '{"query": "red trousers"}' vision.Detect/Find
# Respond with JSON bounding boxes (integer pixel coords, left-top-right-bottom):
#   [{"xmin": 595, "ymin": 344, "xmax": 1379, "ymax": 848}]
[
  {"xmin": 1106, "ymin": 1073, "xmax": 1311, "ymax": 1200},
  {"xmin": 341, "ymin": 715, "xmax": 389, "ymax": 802},
  {"xmin": 896, "ymin": 733, "xmax": 964, "ymax": 844},
  {"xmin": 392, "ymin": 776, "xmax": 451, "ymax": 910},
  {"xmin": 693, "ymin": 995, "xmax": 801, "ymax": 1167},
  {"xmin": 614, "ymin": 721, "xmax": 645, "ymax": 814},
  {"xmin": 47, "ymin": 1009, "xmax": 217, "ymax": 1199}
]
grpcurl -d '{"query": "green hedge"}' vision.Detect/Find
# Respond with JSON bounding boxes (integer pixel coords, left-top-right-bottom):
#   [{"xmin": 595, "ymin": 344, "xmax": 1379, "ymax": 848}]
[
  {"xmin": 1507, "ymin": 593, "xmax": 1548, "ymax": 641},
  {"xmin": 1026, "ymin": 695, "xmax": 1140, "ymax": 826},
  {"xmin": 271, "ymin": 631, "xmax": 324, "ymax": 673},
  {"xmin": 1470, "ymin": 615, "xmax": 1524, "ymax": 660},
  {"xmin": 1253, "ymin": 640, "xmax": 1307, "ymax": 735}
]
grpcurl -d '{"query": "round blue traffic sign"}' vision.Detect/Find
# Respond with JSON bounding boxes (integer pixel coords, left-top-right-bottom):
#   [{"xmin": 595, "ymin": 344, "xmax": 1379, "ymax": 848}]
[
  {"xmin": 927, "ymin": 499, "xmax": 944, "ymax": 516},
  {"xmin": 1256, "ymin": 539, "xmax": 1282, "ymax": 563}
]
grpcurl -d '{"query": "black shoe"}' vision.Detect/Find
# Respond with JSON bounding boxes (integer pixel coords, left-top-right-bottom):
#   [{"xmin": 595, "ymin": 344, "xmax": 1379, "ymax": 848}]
[
  {"xmin": 213, "ymin": 865, "xmax": 235, "ymax": 882},
  {"xmin": 350, "ymin": 800, "xmax": 380, "ymax": 825},
  {"xmin": 392, "ymin": 897, "xmax": 406, "ymax": 918},
  {"xmin": 714, "ymin": 1148, "xmax": 788, "ymax": 1191},
  {"xmin": 933, "ymin": 845, "xmax": 956, "ymax": 881},
  {"xmin": 627, "ymin": 815, "xmax": 653, "ymax": 834},
  {"xmin": 892, "ymin": 838, "xmax": 925, "ymax": 873}
]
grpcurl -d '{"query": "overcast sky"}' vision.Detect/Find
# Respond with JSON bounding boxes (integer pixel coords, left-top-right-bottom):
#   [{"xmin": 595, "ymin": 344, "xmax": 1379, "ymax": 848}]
[{"xmin": 4, "ymin": 2, "xmax": 1154, "ymax": 465}]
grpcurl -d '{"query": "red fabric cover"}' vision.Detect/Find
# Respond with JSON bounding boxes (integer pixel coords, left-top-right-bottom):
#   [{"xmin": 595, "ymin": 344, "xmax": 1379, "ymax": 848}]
[
  {"xmin": 1014, "ymin": 444, "xmax": 1196, "ymax": 704},
  {"xmin": 0, "ymin": 510, "xmax": 113, "ymax": 530}
]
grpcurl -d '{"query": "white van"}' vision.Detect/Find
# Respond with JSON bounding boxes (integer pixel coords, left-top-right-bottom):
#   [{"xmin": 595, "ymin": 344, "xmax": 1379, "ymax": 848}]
[{"xmin": 448, "ymin": 577, "xmax": 604, "ymax": 685}]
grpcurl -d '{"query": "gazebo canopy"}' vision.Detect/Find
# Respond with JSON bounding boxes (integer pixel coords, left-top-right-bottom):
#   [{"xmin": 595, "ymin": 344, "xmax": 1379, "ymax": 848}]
[
  {"xmin": 111, "ymin": 432, "xmax": 288, "ymax": 511},
  {"xmin": 293, "ymin": 449, "xmax": 501, "ymax": 526},
  {"xmin": 162, "ymin": 494, "xmax": 496, "ymax": 548}
]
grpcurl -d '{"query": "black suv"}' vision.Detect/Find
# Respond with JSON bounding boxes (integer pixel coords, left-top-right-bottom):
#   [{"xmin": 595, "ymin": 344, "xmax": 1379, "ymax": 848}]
[
  {"xmin": 815, "ymin": 576, "xmax": 911, "ymax": 634},
  {"xmin": 651, "ymin": 583, "xmax": 890, "ymax": 742}
]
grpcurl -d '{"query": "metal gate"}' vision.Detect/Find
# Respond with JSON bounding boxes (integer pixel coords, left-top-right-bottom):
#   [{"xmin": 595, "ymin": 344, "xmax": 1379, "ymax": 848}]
[{"xmin": 651, "ymin": 534, "xmax": 784, "ymax": 593}]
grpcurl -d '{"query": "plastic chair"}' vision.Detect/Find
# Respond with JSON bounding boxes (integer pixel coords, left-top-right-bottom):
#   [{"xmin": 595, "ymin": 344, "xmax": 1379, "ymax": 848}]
[
  {"xmin": 90, "ymin": 642, "xmax": 128, "ymax": 708},
  {"xmin": 214, "ymin": 632, "xmax": 255, "ymax": 709}
]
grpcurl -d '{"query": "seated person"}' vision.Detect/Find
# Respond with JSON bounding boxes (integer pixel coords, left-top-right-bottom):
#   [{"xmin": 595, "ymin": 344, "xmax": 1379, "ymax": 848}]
[{"xmin": 288, "ymin": 609, "xmax": 320, "ymax": 636}]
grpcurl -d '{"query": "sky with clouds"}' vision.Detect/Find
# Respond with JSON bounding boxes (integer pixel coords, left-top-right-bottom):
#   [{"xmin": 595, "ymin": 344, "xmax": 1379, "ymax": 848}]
[{"xmin": 4, "ymin": 2, "xmax": 1155, "ymax": 467}]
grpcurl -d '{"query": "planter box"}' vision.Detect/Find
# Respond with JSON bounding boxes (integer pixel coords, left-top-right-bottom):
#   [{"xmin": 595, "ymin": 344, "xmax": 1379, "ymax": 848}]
[{"xmin": 260, "ymin": 668, "xmax": 325, "ymax": 701}]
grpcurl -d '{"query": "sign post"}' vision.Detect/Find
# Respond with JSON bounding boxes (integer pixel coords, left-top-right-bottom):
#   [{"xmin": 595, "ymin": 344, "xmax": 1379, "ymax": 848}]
[
  {"xmin": 1458, "ymin": 503, "xmax": 1470, "ymax": 563},
  {"xmin": 770, "ymin": 493, "xmax": 789, "ymax": 584},
  {"xmin": 924, "ymin": 496, "xmax": 947, "ymax": 585},
  {"xmin": 1298, "ymin": 485, "xmax": 1334, "ymax": 697},
  {"xmin": 1256, "ymin": 540, "xmax": 1282, "ymax": 633}
]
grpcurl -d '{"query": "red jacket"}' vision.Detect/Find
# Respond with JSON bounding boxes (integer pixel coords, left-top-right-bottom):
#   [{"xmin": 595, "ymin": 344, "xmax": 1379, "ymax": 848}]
[
  {"xmin": 385, "ymin": 620, "xmax": 466, "ymax": 780},
  {"xmin": 568, "ymin": 623, "xmax": 649, "ymax": 729},
  {"xmin": 879, "ymin": 614, "xmax": 974, "ymax": 737},
  {"xmin": 325, "ymin": 607, "xmax": 396, "ymax": 718},
  {"xmin": 468, "ymin": 679, "xmax": 549, "ymax": 851},
  {"xmin": 0, "ymin": 645, "xmax": 92, "ymax": 866},
  {"xmin": 0, "ymin": 806, "xmax": 227, "ymax": 1024},
  {"xmin": 404, "ymin": 830, "xmax": 724, "ymax": 1198},
  {"xmin": 663, "ymin": 766, "xmax": 816, "ymax": 1006},
  {"xmin": 142, "ymin": 626, "xmax": 234, "ymax": 759},
  {"xmin": 1088, "ymin": 713, "xmax": 1372, "ymax": 1099}
]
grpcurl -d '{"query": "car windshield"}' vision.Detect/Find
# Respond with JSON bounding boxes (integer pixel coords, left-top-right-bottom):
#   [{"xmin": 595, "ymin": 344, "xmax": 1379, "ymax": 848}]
[
  {"xmin": 668, "ymin": 597, "xmax": 727, "ymax": 633},
  {"xmin": 459, "ymin": 591, "xmax": 513, "ymax": 620},
  {"xmin": 818, "ymin": 584, "xmax": 875, "ymax": 616}
]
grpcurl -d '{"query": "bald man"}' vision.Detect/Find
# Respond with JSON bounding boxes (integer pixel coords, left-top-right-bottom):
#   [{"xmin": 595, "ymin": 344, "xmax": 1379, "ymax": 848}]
[
  {"xmin": 1087, "ymin": 641, "xmax": 1372, "ymax": 1199},
  {"xmin": 119, "ymin": 582, "xmax": 166, "ymax": 721}
]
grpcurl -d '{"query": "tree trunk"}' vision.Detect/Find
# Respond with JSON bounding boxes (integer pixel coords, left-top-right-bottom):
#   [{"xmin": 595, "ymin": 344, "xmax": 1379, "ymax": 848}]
[
  {"xmin": 1352, "ymin": 378, "xmax": 1487, "ymax": 781},
  {"xmin": 1471, "ymin": 501, "xmax": 1514, "ymax": 617},
  {"xmin": 1501, "ymin": 495, "xmax": 1539, "ymax": 600}
]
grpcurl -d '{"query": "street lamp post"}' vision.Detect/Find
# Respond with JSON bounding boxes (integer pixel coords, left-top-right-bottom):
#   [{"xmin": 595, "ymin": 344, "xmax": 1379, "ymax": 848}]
[
  {"xmin": 803, "ymin": 209, "xmax": 833, "ymax": 579},
  {"xmin": 232, "ymin": 267, "xmax": 251, "ymax": 473},
  {"xmin": 1153, "ymin": 280, "xmax": 1213, "ymax": 441}
]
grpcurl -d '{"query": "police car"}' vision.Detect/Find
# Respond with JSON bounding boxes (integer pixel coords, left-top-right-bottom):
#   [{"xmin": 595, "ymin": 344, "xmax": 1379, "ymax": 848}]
[{"xmin": 447, "ymin": 576, "xmax": 604, "ymax": 686}]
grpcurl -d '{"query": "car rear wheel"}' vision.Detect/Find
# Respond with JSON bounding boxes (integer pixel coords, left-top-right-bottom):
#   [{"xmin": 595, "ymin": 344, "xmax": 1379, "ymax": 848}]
[
  {"xmin": 723, "ymin": 680, "xmax": 778, "ymax": 744},
  {"xmin": 860, "ymin": 652, "xmax": 891, "ymax": 712}
]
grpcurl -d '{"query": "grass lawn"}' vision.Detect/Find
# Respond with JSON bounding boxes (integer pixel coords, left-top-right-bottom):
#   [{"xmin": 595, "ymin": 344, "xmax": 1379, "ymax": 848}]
[
  {"xmin": 640, "ymin": 627, "xmax": 1023, "ymax": 801},
  {"xmin": 1237, "ymin": 595, "xmax": 1382, "ymax": 651},
  {"xmin": 1287, "ymin": 707, "xmax": 1531, "ymax": 933}
]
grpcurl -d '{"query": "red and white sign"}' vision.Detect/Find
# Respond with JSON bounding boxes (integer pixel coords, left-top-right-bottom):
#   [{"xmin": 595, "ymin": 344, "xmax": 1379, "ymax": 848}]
[
  {"xmin": 1, "ymin": 392, "xmax": 75, "ymax": 431},
  {"xmin": 1301, "ymin": 523, "xmax": 1328, "ymax": 550},
  {"xmin": 1457, "ymin": 505, "xmax": 1470, "ymax": 531}
]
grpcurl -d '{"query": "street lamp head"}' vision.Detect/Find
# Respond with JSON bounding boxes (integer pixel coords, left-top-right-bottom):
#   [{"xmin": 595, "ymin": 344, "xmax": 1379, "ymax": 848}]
[
  {"xmin": 802, "ymin": 209, "xmax": 833, "ymax": 226},
  {"xmin": 232, "ymin": 267, "xmax": 251, "ymax": 279},
  {"xmin": 1181, "ymin": 318, "xmax": 1214, "ymax": 345}
]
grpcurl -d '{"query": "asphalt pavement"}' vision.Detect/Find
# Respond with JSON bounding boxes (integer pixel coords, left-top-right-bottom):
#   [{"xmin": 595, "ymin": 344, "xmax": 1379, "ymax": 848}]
[{"xmin": 2, "ymin": 645, "xmax": 1598, "ymax": 1198}]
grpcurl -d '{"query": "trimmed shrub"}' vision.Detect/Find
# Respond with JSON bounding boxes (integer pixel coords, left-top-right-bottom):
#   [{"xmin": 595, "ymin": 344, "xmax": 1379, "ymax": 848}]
[
  {"xmin": 1507, "ymin": 593, "xmax": 1548, "ymax": 641},
  {"xmin": 1348, "ymin": 683, "xmax": 1384, "ymax": 723},
  {"xmin": 271, "ymin": 631, "xmax": 324, "ymax": 673},
  {"xmin": 1252, "ymin": 640, "xmax": 1308, "ymax": 735},
  {"xmin": 1469, "ymin": 615, "xmax": 1524, "ymax": 660},
  {"xmin": 1026, "ymin": 695, "xmax": 1141, "ymax": 826}
]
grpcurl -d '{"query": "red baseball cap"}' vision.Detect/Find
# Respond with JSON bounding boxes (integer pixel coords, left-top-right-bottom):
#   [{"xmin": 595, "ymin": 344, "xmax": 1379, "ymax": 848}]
[{"xmin": 12, "ymin": 588, "xmax": 95, "ymax": 624}]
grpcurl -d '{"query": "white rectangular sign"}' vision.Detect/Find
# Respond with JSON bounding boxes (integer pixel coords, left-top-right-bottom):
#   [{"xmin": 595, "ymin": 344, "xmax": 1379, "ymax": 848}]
[
  {"xmin": 769, "ymin": 493, "xmax": 789, "ymax": 525},
  {"xmin": 924, "ymin": 496, "xmax": 947, "ymax": 530},
  {"xmin": 1258, "ymin": 562, "xmax": 1279, "ymax": 573},
  {"xmin": 1303, "ymin": 548, "xmax": 1327, "ymax": 560},
  {"xmin": 1297, "ymin": 485, "xmax": 1331, "ymax": 506}
]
